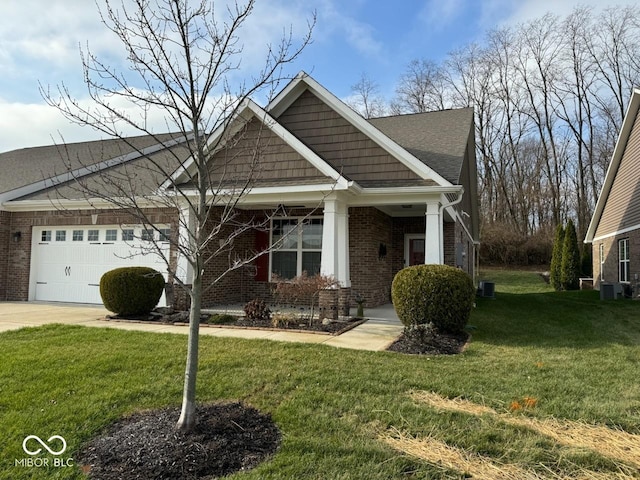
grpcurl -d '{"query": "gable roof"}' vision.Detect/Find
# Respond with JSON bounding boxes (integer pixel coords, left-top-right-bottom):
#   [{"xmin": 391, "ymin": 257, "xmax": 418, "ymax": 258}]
[
  {"xmin": 267, "ymin": 71, "xmax": 455, "ymax": 187},
  {"xmin": 1, "ymin": 72, "xmax": 476, "ymax": 209},
  {"xmin": 369, "ymin": 108, "xmax": 474, "ymax": 184},
  {"xmin": 167, "ymin": 98, "xmax": 350, "ymax": 191},
  {"xmin": 585, "ymin": 88, "xmax": 640, "ymax": 242}
]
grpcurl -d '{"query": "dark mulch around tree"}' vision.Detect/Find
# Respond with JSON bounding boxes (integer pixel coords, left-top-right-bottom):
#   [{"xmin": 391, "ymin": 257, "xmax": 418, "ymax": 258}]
[
  {"xmin": 77, "ymin": 402, "xmax": 280, "ymax": 480},
  {"xmin": 387, "ymin": 327, "xmax": 469, "ymax": 355}
]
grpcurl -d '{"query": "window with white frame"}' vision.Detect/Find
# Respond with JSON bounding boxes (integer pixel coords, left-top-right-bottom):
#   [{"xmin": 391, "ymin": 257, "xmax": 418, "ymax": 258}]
[
  {"xmin": 599, "ymin": 244, "xmax": 605, "ymax": 281},
  {"xmin": 271, "ymin": 218, "xmax": 322, "ymax": 280},
  {"xmin": 121, "ymin": 229, "xmax": 134, "ymax": 241},
  {"xmin": 619, "ymin": 238, "xmax": 630, "ymax": 283}
]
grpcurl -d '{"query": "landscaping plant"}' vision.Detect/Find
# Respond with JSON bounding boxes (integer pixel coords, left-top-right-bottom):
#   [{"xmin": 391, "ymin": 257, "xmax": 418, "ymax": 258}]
[
  {"xmin": 271, "ymin": 273, "xmax": 339, "ymax": 322},
  {"xmin": 391, "ymin": 264, "xmax": 475, "ymax": 334},
  {"xmin": 243, "ymin": 299, "xmax": 272, "ymax": 322},
  {"xmin": 561, "ymin": 219, "xmax": 581, "ymax": 290},
  {"xmin": 99, "ymin": 266, "xmax": 165, "ymax": 316}
]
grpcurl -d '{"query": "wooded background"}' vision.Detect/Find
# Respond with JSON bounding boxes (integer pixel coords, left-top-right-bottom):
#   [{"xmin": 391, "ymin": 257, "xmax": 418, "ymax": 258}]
[{"xmin": 349, "ymin": 6, "xmax": 640, "ymax": 266}]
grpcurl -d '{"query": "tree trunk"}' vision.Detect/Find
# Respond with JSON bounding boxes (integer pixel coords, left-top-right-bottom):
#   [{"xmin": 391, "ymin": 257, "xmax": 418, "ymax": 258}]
[{"xmin": 176, "ymin": 274, "xmax": 202, "ymax": 432}]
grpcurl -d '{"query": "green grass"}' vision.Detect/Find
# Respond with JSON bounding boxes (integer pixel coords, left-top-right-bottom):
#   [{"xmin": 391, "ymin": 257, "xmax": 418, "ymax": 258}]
[{"xmin": 0, "ymin": 270, "xmax": 639, "ymax": 479}]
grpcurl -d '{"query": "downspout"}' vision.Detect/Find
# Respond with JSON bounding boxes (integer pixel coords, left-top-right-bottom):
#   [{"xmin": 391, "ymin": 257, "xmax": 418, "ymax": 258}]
[{"xmin": 438, "ymin": 187, "xmax": 464, "ymax": 265}]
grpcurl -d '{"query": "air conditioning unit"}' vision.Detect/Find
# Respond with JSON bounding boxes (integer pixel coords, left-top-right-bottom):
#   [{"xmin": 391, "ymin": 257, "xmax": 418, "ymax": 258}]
[{"xmin": 477, "ymin": 281, "xmax": 495, "ymax": 299}]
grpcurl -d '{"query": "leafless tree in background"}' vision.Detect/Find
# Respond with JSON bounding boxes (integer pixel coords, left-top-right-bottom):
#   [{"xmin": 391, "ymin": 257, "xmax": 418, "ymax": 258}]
[
  {"xmin": 346, "ymin": 72, "xmax": 387, "ymax": 118},
  {"xmin": 373, "ymin": 5, "xmax": 640, "ymax": 263}
]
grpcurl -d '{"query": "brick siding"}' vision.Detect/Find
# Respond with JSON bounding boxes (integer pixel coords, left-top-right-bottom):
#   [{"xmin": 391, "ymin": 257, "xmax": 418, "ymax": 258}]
[
  {"xmin": 349, "ymin": 207, "xmax": 395, "ymax": 307},
  {"xmin": 0, "ymin": 211, "xmax": 11, "ymax": 300},
  {"xmin": 592, "ymin": 229, "xmax": 640, "ymax": 294},
  {"xmin": 2, "ymin": 204, "xmax": 475, "ymax": 307}
]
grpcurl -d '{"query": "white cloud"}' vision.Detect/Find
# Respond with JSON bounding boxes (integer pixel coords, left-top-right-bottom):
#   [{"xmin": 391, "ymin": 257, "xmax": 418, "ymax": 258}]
[
  {"xmin": 312, "ymin": 0, "xmax": 385, "ymax": 59},
  {"xmin": 419, "ymin": 0, "xmax": 466, "ymax": 31}
]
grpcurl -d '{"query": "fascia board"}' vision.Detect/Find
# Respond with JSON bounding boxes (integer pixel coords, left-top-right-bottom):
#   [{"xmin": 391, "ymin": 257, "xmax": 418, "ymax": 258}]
[
  {"xmin": 585, "ymin": 88, "xmax": 640, "ymax": 242},
  {"xmin": 267, "ymin": 72, "xmax": 453, "ymax": 187},
  {"xmin": 346, "ymin": 186, "xmax": 463, "ymax": 207},
  {"xmin": 170, "ymin": 182, "xmax": 351, "ymax": 200},
  {"xmin": 2, "ymin": 196, "xmax": 168, "ymax": 212}
]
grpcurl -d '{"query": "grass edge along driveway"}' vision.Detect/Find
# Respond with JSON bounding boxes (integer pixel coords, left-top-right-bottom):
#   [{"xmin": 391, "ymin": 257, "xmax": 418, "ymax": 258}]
[{"xmin": 0, "ymin": 269, "xmax": 638, "ymax": 479}]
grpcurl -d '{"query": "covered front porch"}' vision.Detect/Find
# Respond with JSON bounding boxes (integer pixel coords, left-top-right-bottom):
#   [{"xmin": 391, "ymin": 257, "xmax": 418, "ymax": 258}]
[{"xmin": 177, "ymin": 188, "xmax": 466, "ymax": 310}]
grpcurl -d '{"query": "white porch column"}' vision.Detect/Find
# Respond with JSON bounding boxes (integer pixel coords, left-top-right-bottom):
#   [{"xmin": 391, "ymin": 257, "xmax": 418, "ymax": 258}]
[
  {"xmin": 320, "ymin": 199, "xmax": 350, "ymax": 287},
  {"xmin": 425, "ymin": 200, "xmax": 442, "ymax": 264},
  {"xmin": 176, "ymin": 204, "xmax": 196, "ymax": 285}
]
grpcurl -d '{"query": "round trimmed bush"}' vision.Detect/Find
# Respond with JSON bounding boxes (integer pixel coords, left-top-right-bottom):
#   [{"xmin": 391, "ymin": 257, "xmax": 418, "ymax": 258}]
[
  {"xmin": 391, "ymin": 264, "xmax": 475, "ymax": 334},
  {"xmin": 100, "ymin": 267, "xmax": 165, "ymax": 316}
]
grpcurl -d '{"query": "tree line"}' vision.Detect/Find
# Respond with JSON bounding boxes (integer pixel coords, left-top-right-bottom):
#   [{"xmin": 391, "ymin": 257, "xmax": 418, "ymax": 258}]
[{"xmin": 349, "ymin": 6, "xmax": 640, "ymax": 266}]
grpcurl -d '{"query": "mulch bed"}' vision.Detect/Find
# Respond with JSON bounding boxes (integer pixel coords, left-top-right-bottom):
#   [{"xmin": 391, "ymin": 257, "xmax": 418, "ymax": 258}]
[
  {"xmin": 105, "ymin": 310, "xmax": 367, "ymax": 336},
  {"xmin": 77, "ymin": 402, "xmax": 280, "ymax": 480},
  {"xmin": 387, "ymin": 329, "xmax": 469, "ymax": 355},
  {"xmin": 209, "ymin": 316, "xmax": 367, "ymax": 335}
]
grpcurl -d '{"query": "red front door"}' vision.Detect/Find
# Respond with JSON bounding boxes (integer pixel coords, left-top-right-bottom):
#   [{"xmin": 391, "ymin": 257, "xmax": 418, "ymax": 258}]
[{"xmin": 409, "ymin": 238, "xmax": 425, "ymax": 266}]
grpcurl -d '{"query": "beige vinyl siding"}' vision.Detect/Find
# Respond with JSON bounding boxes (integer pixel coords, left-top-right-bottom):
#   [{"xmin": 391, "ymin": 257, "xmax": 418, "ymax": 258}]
[
  {"xmin": 595, "ymin": 109, "xmax": 640, "ymax": 238},
  {"xmin": 207, "ymin": 117, "xmax": 330, "ymax": 186},
  {"xmin": 277, "ymin": 90, "xmax": 425, "ymax": 187}
]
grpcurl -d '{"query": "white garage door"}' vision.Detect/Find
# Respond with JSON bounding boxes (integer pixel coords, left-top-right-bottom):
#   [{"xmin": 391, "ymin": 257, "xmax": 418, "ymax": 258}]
[{"xmin": 30, "ymin": 225, "xmax": 170, "ymax": 305}]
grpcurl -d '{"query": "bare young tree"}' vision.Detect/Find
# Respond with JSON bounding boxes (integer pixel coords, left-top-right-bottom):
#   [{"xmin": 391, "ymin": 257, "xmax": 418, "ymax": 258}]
[{"xmin": 41, "ymin": 0, "xmax": 314, "ymax": 431}]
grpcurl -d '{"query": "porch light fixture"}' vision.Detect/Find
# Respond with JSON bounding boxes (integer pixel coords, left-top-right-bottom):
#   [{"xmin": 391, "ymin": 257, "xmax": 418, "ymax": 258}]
[{"xmin": 12, "ymin": 231, "xmax": 22, "ymax": 242}]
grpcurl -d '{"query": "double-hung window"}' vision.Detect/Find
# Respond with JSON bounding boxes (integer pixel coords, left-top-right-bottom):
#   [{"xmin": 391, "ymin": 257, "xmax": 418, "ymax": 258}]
[
  {"xmin": 599, "ymin": 244, "xmax": 605, "ymax": 281},
  {"xmin": 619, "ymin": 238, "xmax": 630, "ymax": 283},
  {"xmin": 271, "ymin": 218, "xmax": 322, "ymax": 280}
]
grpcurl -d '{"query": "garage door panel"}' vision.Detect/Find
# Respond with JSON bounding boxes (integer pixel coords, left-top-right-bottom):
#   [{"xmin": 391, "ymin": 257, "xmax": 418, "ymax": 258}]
[{"xmin": 32, "ymin": 226, "xmax": 170, "ymax": 305}]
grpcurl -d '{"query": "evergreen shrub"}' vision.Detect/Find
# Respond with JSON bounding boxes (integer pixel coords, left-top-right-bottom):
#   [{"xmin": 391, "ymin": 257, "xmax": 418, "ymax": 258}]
[
  {"xmin": 391, "ymin": 264, "xmax": 475, "ymax": 334},
  {"xmin": 561, "ymin": 219, "xmax": 581, "ymax": 290},
  {"xmin": 100, "ymin": 267, "xmax": 165, "ymax": 316}
]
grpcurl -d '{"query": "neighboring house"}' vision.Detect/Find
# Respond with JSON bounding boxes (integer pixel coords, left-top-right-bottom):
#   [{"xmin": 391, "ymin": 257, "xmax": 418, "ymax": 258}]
[
  {"xmin": 585, "ymin": 88, "xmax": 640, "ymax": 294},
  {"xmin": 0, "ymin": 72, "xmax": 479, "ymax": 310}
]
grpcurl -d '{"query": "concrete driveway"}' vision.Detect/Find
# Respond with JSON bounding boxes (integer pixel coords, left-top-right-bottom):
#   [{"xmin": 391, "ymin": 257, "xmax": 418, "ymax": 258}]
[{"xmin": 0, "ymin": 301, "xmax": 403, "ymax": 351}]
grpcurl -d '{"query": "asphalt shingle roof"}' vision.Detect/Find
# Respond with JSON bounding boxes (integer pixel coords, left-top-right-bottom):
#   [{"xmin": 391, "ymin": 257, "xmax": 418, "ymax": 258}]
[
  {"xmin": 0, "ymin": 133, "xmax": 184, "ymax": 196},
  {"xmin": 369, "ymin": 108, "xmax": 473, "ymax": 184}
]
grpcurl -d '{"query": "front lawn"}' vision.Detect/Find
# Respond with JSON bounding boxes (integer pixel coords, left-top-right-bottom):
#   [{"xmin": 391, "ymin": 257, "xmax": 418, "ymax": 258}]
[{"xmin": 0, "ymin": 270, "xmax": 639, "ymax": 479}]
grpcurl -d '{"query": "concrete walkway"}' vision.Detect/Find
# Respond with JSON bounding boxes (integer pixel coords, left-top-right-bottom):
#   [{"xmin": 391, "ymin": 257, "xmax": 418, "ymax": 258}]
[{"xmin": 0, "ymin": 302, "xmax": 403, "ymax": 352}]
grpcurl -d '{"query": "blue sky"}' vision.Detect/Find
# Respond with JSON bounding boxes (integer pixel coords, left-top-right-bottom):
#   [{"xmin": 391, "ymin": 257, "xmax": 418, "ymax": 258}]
[{"xmin": 0, "ymin": 0, "xmax": 634, "ymax": 152}]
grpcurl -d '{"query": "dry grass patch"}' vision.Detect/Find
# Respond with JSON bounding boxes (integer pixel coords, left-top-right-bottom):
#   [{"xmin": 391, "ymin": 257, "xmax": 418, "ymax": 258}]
[
  {"xmin": 381, "ymin": 430, "xmax": 633, "ymax": 480},
  {"xmin": 410, "ymin": 391, "xmax": 640, "ymax": 471}
]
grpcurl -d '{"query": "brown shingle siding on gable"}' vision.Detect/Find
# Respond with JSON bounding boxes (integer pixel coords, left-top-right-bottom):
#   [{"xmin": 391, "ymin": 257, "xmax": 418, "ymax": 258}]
[
  {"xmin": 207, "ymin": 116, "xmax": 330, "ymax": 186},
  {"xmin": 595, "ymin": 109, "xmax": 640, "ymax": 238},
  {"xmin": 277, "ymin": 90, "xmax": 425, "ymax": 186}
]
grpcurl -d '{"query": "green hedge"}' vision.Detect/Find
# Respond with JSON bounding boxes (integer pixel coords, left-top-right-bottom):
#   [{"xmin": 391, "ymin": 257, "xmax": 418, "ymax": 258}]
[
  {"xmin": 100, "ymin": 267, "xmax": 165, "ymax": 316},
  {"xmin": 391, "ymin": 264, "xmax": 474, "ymax": 334}
]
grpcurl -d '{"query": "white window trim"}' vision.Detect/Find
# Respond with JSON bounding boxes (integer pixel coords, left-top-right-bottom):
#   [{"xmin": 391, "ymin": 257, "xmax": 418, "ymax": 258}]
[
  {"xmin": 619, "ymin": 238, "xmax": 630, "ymax": 283},
  {"xmin": 599, "ymin": 243, "xmax": 605, "ymax": 282},
  {"xmin": 269, "ymin": 216, "xmax": 323, "ymax": 281}
]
